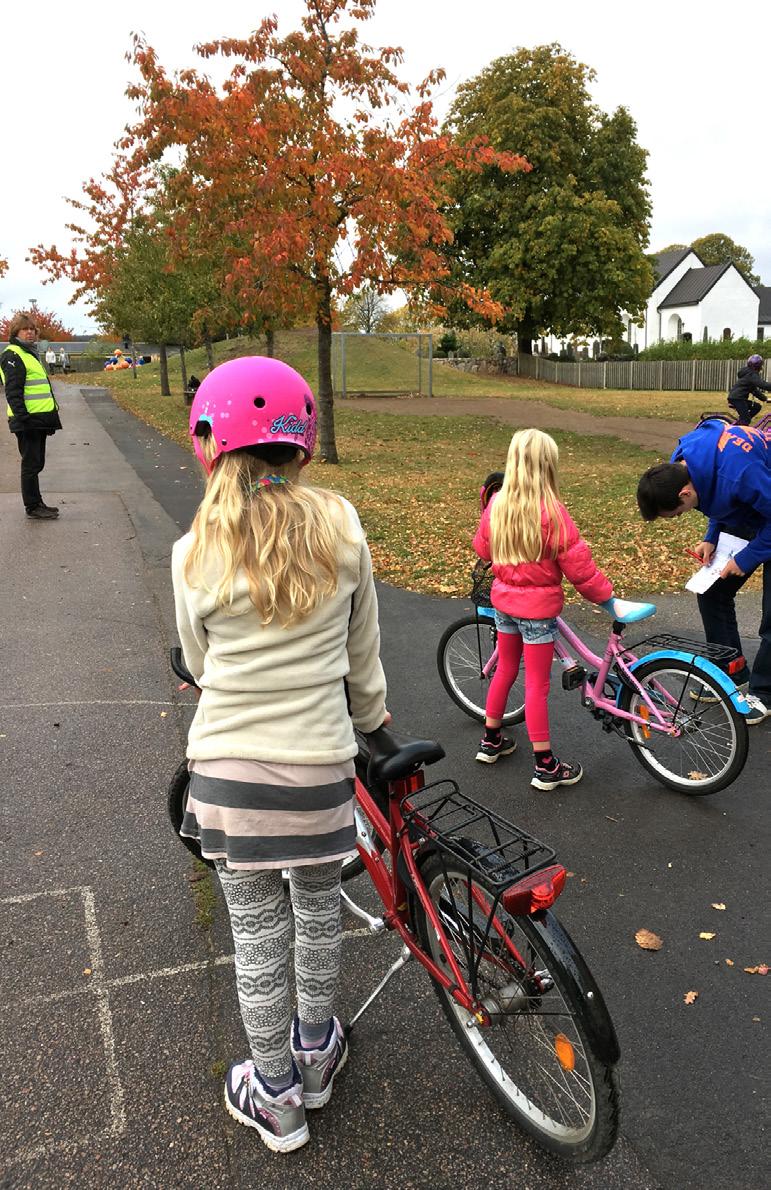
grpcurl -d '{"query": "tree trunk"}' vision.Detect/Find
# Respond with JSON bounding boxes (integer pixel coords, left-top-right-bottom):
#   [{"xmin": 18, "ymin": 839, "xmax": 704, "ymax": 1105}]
[
  {"xmin": 517, "ymin": 310, "xmax": 539, "ymax": 356},
  {"xmin": 159, "ymin": 343, "xmax": 171, "ymax": 396},
  {"xmin": 179, "ymin": 345, "xmax": 188, "ymax": 392},
  {"xmin": 265, "ymin": 326, "xmax": 275, "ymax": 358},
  {"xmin": 316, "ymin": 280, "xmax": 338, "ymax": 464}
]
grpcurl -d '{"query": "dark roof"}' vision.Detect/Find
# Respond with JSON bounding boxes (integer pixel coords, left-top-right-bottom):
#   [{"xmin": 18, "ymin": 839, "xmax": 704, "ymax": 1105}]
[
  {"xmin": 658, "ymin": 263, "xmax": 734, "ymax": 308},
  {"xmin": 651, "ymin": 247, "xmax": 693, "ymax": 288},
  {"xmin": 755, "ymin": 286, "xmax": 771, "ymax": 324}
]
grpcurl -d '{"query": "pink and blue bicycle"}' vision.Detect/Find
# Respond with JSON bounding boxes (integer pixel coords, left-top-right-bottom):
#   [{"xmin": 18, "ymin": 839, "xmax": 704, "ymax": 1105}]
[{"xmin": 438, "ymin": 562, "xmax": 750, "ymax": 796}]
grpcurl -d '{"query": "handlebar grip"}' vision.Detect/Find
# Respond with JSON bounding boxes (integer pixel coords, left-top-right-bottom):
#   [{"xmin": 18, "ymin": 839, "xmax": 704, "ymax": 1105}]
[{"xmin": 170, "ymin": 647, "xmax": 197, "ymax": 688}]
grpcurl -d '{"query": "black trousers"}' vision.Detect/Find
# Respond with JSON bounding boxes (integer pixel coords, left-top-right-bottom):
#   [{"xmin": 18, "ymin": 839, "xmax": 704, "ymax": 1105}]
[
  {"xmin": 15, "ymin": 429, "xmax": 47, "ymax": 510},
  {"xmin": 728, "ymin": 397, "xmax": 763, "ymax": 426},
  {"xmin": 696, "ymin": 561, "xmax": 771, "ymax": 700}
]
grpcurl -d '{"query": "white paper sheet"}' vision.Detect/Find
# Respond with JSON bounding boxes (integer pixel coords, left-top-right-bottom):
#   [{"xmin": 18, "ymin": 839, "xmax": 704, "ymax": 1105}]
[{"xmin": 685, "ymin": 532, "xmax": 750, "ymax": 594}]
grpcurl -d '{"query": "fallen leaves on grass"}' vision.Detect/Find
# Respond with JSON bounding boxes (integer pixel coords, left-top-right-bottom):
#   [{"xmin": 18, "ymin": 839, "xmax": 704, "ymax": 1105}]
[
  {"xmin": 635, "ymin": 928, "xmax": 663, "ymax": 951},
  {"xmin": 684, "ymin": 990, "xmax": 699, "ymax": 1005}
]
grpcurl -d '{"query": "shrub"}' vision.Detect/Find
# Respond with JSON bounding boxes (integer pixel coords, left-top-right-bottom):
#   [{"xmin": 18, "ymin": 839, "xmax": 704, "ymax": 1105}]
[{"xmin": 639, "ymin": 337, "xmax": 766, "ymax": 361}]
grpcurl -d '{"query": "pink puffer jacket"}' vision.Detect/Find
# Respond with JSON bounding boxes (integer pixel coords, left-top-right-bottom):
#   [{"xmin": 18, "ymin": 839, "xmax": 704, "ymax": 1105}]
[{"xmin": 473, "ymin": 497, "xmax": 612, "ymax": 619}]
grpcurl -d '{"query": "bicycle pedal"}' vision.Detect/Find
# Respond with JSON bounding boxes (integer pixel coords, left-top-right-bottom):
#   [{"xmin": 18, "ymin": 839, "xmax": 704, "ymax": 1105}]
[{"xmin": 561, "ymin": 665, "xmax": 586, "ymax": 691}]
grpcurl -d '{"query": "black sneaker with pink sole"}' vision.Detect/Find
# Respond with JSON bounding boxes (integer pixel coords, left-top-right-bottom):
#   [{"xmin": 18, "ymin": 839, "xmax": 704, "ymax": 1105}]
[{"xmin": 531, "ymin": 757, "xmax": 583, "ymax": 791}]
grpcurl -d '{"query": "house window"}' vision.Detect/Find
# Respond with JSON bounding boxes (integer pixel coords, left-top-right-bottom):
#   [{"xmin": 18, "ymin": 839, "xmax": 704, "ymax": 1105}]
[
  {"xmin": 703, "ymin": 327, "xmax": 709, "ymax": 342},
  {"xmin": 722, "ymin": 327, "xmax": 732, "ymax": 341}
]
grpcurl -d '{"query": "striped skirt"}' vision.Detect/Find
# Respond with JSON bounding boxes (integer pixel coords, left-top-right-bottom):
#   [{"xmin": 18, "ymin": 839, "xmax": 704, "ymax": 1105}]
[{"xmin": 181, "ymin": 757, "xmax": 357, "ymax": 870}]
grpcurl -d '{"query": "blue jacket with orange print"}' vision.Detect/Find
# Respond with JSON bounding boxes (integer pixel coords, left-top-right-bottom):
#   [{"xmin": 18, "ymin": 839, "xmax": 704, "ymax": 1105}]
[{"xmin": 670, "ymin": 418, "xmax": 771, "ymax": 573}]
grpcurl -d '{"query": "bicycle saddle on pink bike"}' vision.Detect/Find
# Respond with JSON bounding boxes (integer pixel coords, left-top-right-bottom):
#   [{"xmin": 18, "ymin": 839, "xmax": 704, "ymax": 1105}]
[{"xmin": 600, "ymin": 597, "xmax": 657, "ymax": 623}]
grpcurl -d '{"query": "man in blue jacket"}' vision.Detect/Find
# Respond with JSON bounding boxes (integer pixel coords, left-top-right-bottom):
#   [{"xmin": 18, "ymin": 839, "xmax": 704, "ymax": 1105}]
[{"xmin": 636, "ymin": 418, "xmax": 771, "ymax": 724}]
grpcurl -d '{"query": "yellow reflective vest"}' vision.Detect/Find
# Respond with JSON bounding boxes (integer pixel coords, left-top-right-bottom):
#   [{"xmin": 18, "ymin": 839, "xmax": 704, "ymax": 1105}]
[{"xmin": 2, "ymin": 342, "xmax": 57, "ymax": 418}]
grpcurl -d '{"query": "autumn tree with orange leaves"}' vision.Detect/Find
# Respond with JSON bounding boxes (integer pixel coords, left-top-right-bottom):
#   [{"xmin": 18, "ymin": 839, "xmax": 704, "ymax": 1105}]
[{"xmin": 125, "ymin": 0, "xmax": 527, "ymax": 461}]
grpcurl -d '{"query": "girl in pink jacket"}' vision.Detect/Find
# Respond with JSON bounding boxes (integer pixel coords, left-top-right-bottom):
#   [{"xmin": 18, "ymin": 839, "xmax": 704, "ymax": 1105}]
[{"xmin": 473, "ymin": 429, "xmax": 613, "ymax": 789}]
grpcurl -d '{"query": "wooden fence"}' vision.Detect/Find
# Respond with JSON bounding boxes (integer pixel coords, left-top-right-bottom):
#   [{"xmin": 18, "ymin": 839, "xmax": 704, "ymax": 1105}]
[{"xmin": 516, "ymin": 355, "xmax": 770, "ymax": 392}]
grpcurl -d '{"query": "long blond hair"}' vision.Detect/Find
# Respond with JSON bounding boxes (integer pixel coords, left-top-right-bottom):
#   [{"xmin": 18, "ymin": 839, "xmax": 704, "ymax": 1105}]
[
  {"xmin": 184, "ymin": 444, "xmax": 349, "ymax": 627},
  {"xmin": 489, "ymin": 429, "xmax": 567, "ymax": 564}
]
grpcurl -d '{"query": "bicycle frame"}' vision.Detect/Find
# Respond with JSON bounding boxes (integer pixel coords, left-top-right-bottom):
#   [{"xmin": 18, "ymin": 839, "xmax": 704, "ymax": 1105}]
[
  {"xmin": 475, "ymin": 608, "xmax": 707, "ymax": 740},
  {"xmin": 349, "ymin": 770, "xmax": 540, "ymax": 1023}
]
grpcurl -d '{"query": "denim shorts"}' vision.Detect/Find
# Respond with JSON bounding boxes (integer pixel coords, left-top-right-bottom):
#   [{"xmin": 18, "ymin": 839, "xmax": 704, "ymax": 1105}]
[{"xmin": 494, "ymin": 610, "xmax": 559, "ymax": 645}]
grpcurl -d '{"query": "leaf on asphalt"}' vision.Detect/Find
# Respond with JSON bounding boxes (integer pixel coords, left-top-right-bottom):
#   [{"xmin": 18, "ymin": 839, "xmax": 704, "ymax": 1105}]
[
  {"xmin": 699, "ymin": 932, "xmax": 716, "ymax": 940},
  {"xmin": 684, "ymin": 990, "xmax": 699, "ymax": 1005},
  {"xmin": 743, "ymin": 965, "xmax": 768, "ymax": 975},
  {"xmin": 160, "ymin": 711, "xmax": 168, "ymax": 718},
  {"xmin": 566, "ymin": 871, "xmax": 575, "ymax": 878},
  {"xmin": 688, "ymin": 771, "xmax": 708, "ymax": 781},
  {"xmin": 635, "ymin": 928, "xmax": 663, "ymax": 951},
  {"xmin": 711, "ymin": 902, "xmax": 726, "ymax": 910},
  {"xmin": 83, "ymin": 968, "xmax": 92, "ymax": 976},
  {"xmin": 725, "ymin": 959, "xmax": 735, "ymax": 966}
]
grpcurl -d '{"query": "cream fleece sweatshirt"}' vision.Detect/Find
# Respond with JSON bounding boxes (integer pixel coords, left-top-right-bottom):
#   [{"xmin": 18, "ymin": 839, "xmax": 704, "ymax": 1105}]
[{"xmin": 172, "ymin": 496, "xmax": 387, "ymax": 764}]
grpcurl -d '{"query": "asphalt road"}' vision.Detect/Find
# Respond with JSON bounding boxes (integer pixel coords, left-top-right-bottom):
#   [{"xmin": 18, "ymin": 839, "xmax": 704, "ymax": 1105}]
[{"xmin": 0, "ymin": 384, "xmax": 767, "ymax": 1190}]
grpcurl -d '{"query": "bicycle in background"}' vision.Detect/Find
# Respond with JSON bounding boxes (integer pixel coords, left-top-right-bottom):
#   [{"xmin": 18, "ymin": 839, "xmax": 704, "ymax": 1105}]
[{"xmin": 438, "ymin": 563, "xmax": 750, "ymax": 796}]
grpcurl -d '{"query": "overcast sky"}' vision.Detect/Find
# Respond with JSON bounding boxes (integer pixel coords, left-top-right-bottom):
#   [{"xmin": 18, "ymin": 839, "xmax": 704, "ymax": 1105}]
[{"xmin": 2, "ymin": 0, "xmax": 769, "ymax": 333}]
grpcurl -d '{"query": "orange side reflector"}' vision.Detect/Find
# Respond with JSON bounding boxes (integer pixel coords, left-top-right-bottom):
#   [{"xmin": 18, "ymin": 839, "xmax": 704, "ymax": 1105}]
[
  {"xmin": 640, "ymin": 705, "xmax": 651, "ymax": 739},
  {"xmin": 554, "ymin": 1033, "xmax": 576, "ymax": 1072}
]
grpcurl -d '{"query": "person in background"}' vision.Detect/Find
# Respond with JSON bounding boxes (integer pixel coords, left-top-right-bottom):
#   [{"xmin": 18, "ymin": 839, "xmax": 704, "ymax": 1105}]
[
  {"xmin": 173, "ymin": 356, "xmax": 389, "ymax": 1153},
  {"xmin": 637, "ymin": 417, "xmax": 771, "ymax": 724},
  {"xmin": 44, "ymin": 343, "xmax": 57, "ymax": 372},
  {"xmin": 473, "ymin": 428, "xmax": 614, "ymax": 790},
  {"xmin": 727, "ymin": 354, "xmax": 770, "ymax": 425},
  {"xmin": 0, "ymin": 313, "xmax": 62, "ymax": 519},
  {"xmin": 58, "ymin": 346, "xmax": 69, "ymax": 373}
]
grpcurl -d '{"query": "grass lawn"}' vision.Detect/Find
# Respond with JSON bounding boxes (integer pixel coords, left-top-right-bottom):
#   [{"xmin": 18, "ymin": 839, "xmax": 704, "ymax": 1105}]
[
  {"xmin": 62, "ymin": 344, "xmax": 740, "ymax": 599},
  {"xmin": 72, "ymin": 329, "xmax": 727, "ymax": 421}
]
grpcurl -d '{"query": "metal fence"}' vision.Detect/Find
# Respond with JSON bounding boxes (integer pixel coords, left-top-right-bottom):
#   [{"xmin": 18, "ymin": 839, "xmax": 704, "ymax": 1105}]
[{"xmin": 516, "ymin": 355, "xmax": 770, "ymax": 392}]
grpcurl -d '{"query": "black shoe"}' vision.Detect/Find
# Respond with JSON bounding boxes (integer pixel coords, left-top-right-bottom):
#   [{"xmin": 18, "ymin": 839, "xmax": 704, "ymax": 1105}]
[
  {"xmin": 475, "ymin": 735, "xmax": 517, "ymax": 764},
  {"xmin": 531, "ymin": 757, "xmax": 583, "ymax": 791},
  {"xmin": 40, "ymin": 502, "xmax": 59, "ymax": 515},
  {"xmin": 26, "ymin": 505, "xmax": 59, "ymax": 520}
]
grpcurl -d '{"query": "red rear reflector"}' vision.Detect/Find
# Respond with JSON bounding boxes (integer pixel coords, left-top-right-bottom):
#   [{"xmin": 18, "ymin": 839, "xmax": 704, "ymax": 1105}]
[
  {"xmin": 502, "ymin": 865, "xmax": 567, "ymax": 916},
  {"xmin": 727, "ymin": 656, "xmax": 746, "ymax": 675}
]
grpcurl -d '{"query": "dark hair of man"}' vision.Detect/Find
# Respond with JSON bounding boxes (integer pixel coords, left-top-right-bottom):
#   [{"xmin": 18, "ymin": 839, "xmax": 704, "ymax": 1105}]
[
  {"xmin": 636, "ymin": 462, "xmax": 690, "ymax": 521},
  {"xmin": 8, "ymin": 312, "xmax": 37, "ymax": 339}
]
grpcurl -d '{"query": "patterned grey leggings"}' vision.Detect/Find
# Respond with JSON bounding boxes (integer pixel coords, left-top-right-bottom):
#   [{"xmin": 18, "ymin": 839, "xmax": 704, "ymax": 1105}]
[{"xmin": 215, "ymin": 860, "xmax": 343, "ymax": 1078}]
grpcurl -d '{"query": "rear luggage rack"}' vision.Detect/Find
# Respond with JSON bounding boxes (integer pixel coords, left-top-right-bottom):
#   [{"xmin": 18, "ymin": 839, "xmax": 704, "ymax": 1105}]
[
  {"xmin": 621, "ymin": 634, "xmax": 739, "ymax": 665},
  {"xmin": 400, "ymin": 780, "xmax": 555, "ymax": 894}
]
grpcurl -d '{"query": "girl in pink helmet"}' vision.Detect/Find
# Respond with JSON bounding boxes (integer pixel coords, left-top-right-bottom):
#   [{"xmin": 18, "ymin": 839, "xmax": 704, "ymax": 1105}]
[{"xmin": 172, "ymin": 357, "xmax": 388, "ymax": 1153}]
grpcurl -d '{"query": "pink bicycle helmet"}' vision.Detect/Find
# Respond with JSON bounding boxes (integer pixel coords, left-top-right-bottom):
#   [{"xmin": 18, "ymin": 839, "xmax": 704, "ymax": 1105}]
[{"xmin": 189, "ymin": 356, "xmax": 317, "ymax": 474}]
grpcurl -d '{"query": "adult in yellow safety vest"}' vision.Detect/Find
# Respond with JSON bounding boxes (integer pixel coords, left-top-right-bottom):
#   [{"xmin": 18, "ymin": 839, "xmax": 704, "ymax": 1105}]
[{"xmin": 0, "ymin": 312, "xmax": 62, "ymax": 519}]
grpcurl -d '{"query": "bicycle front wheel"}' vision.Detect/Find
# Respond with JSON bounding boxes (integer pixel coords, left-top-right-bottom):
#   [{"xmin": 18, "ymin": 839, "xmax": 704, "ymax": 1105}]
[
  {"xmin": 413, "ymin": 853, "xmax": 619, "ymax": 1162},
  {"xmin": 437, "ymin": 614, "xmax": 525, "ymax": 726},
  {"xmin": 619, "ymin": 658, "xmax": 748, "ymax": 795}
]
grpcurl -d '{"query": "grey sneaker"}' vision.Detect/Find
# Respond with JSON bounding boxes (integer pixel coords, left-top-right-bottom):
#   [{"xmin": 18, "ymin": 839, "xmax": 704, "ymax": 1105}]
[
  {"xmin": 290, "ymin": 1016, "xmax": 348, "ymax": 1108},
  {"xmin": 224, "ymin": 1059, "xmax": 309, "ymax": 1153},
  {"xmin": 744, "ymin": 694, "xmax": 770, "ymax": 725}
]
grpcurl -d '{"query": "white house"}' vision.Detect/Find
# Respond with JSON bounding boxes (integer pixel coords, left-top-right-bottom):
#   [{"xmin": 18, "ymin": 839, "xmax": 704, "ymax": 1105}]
[
  {"xmin": 538, "ymin": 246, "xmax": 760, "ymax": 355},
  {"xmin": 756, "ymin": 286, "xmax": 771, "ymax": 342}
]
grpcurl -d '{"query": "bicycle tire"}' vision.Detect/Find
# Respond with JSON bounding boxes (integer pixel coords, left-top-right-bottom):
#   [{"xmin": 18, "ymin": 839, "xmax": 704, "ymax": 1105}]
[
  {"xmin": 166, "ymin": 761, "xmax": 378, "ymax": 882},
  {"xmin": 437, "ymin": 614, "xmax": 525, "ymax": 727},
  {"xmin": 412, "ymin": 852, "xmax": 619, "ymax": 1162},
  {"xmin": 619, "ymin": 658, "xmax": 748, "ymax": 795}
]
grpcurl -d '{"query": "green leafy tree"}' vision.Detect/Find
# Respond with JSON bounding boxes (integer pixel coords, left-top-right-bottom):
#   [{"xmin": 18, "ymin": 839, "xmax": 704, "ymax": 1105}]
[
  {"xmin": 341, "ymin": 284, "xmax": 390, "ymax": 333},
  {"xmin": 444, "ymin": 44, "xmax": 653, "ymax": 353},
  {"xmin": 690, "ymin": 233, "xmax": 759, "ymax": 286}
]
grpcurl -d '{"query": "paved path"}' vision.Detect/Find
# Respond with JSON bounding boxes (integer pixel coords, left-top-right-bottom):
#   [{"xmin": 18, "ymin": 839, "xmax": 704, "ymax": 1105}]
[
  {"xmin": 343, "ymin": 395, "xmax": 695, "ymax": 454},
  {"xmin": 0, "ymin": 384, "xmax": 767, "ymax": 1189}
]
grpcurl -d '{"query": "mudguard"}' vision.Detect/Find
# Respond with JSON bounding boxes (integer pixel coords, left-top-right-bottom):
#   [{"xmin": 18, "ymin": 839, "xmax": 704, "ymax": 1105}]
[
  {"xmin": 620, "ymin": 649, "xmax": 750, "ymax": 715},
  {"xmin": 476, "ymin": 605, "xmax": 495, "ymax": 621},
  {"xmin": 529, "ymin": 909, "xmax": 621, "ymax": 1066}
]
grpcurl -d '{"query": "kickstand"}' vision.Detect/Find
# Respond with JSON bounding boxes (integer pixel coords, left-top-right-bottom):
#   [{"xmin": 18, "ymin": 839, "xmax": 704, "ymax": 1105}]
[{"xmin": 345, "ymin": 944, "xmax": 412, "ymax": 1039}]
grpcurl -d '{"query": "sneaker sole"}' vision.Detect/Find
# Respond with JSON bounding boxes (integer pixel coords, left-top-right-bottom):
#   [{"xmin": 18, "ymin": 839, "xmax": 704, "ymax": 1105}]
[
  {"xmin": 531, "ymin": 770, "xmax": 583, "ymax": 791},
  {"xmin": 475, "ymin": 745, "xmax": 517, "ymax": 764},
  {"xmin": 746, "ymin": 711, "xmax": 770, "ymax": 725},
  {"xmin": 300, "ymin": 1042, "xmax": 349, "ymax": 1109},
  {"xmin": 223, "ymin": 1090, "xmax": 310, "ymax": 1152}
]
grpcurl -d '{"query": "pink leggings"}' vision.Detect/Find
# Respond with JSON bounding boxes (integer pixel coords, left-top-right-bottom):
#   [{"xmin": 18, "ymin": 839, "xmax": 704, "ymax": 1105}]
[{"xmin": 485, "ymin": 631, "xmax": 554, "ymax": 744}]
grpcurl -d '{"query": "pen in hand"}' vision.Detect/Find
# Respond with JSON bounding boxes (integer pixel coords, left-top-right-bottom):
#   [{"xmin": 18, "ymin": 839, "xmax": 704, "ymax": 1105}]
[{"xmin": 684, "ymin": 548, "xmax": 705, "ymax": 565}]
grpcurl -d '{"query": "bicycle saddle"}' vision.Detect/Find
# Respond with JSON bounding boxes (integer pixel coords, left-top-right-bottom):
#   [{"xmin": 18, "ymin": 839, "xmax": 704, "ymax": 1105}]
[
  {"xmin": 360, "ymin": 725, "xmax": 445, "ymax": 783},
  {"xmin": 600, "ymin": 597, "xmax": 657, "ymax": 623}
]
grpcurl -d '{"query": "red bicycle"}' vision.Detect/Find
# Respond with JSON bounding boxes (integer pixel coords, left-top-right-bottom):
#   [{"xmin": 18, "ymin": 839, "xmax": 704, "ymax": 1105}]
[{"xmin": 167, "ymin": 649, "xmax": 620, "ymax": 1162}]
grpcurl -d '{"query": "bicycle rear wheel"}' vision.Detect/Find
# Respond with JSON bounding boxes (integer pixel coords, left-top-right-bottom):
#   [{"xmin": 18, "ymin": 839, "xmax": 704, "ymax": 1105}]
[
  {"xmin": 437, "ymin": 614, "xmax": 525, "ymax": 726},
  {"xmin": 619, "ymin": 658, "xmax": 748, "ymax": 795},
  {"xmin": 413, "ymin": 853, "xmax": 619, "ymax": 1162}
]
